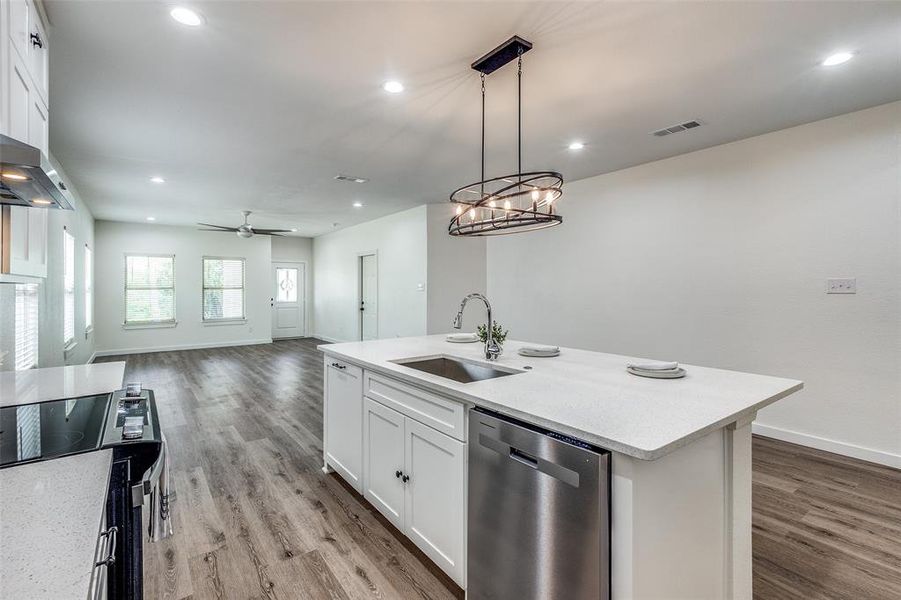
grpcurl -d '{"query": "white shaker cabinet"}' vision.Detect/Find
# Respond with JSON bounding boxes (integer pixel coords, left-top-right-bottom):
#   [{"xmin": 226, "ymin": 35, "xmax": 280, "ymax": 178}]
[
  {"xmin": 403, "ymin": 416, "xmax": 466, "ymax": 587},
  {"xmin": 363, "ymin": 397, "xmax": 406, "ymax": 530},
  {"xmin": 1, "ymin": 0, "xmax": 50, "ymax": 280},
  {"xmin": 362, "ymin": 396, "xmax": 466, "ymax": 587},
  {"xmin": 323, "ymin": 358, "xmax": 363, "ymax": 493}
]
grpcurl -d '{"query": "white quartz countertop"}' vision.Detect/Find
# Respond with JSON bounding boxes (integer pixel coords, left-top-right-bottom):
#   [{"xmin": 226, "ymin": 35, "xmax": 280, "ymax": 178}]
[
  {"xmin": 0, "ymin": 450, "xmax": 112, "ymax": 600},
  {"xmin": 0, "ymin": 362, "xmax": 126, "ymax": 408},
  {"xmin": 320, "ymin": 335, "xmax": 803, "ymax": 460}
]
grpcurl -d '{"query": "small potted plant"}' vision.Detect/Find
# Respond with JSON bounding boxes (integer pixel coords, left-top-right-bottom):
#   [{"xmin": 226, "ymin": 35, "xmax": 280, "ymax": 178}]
[{"xmin": 477, "ymin": 322, "xmax": 508, "ymax": 355}]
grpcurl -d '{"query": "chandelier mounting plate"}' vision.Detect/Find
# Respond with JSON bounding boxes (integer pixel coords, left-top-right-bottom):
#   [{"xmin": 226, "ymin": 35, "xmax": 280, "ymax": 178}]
[{"xmin": 471, "ymin": 35, "xmax": 533, "ymax": 75}]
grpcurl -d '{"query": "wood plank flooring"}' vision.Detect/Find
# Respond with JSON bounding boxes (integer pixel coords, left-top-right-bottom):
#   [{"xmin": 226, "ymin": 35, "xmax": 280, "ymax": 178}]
[{"xmin": 98, "ymin": 340, "xmax": 901, "ymax": 600}]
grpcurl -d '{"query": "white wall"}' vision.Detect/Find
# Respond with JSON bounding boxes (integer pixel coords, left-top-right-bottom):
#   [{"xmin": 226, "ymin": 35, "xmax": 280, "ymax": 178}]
[
  {"xmin": 426, "ymin": 203, "xmax": 487, "ymax": 334},
  {"xmin": 488, "ymin": 101, "xmax": 901, "ymax": 467},
  {"xmin": 0, "ymin": 155, "xmax": 96, "ymax": 369},
  {"xmin": 271, "ymin": 236, "xmax": 314, "ymax": 336},
  {"xmin": 313, "ymin": 206, "xmax": 428, "ymax": 342},
  {"xmin": 94, "ymin": 221, "xmax": 272, "ymax": 355}
]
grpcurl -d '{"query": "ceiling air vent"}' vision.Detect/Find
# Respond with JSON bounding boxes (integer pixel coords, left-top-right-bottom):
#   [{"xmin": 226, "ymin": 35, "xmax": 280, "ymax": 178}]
[
  {"xmin": 652, "ymin": 119, "xmax": 703, "ymax": 137},
  {"xmin": 334, "ymin": 174, "xmax": 368, "ymax": 184}
]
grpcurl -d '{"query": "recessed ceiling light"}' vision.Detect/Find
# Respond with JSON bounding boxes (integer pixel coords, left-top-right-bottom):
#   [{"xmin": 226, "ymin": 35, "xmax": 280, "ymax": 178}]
[
  {"xmin": 383, "ymin": 80, "xmax": 404, "ymax": 94},
  {"xmin": 32, "ymin": 198, "xmax": 52, "ymax": 206},
  {"xmin": 170, "ymin": 7, "xmax": 203, "ymax": 27},
  {"xmin": 568, "ymin": 141, "xmax": 585, "ymax": 151},
  {"xmin": 822, "ymin": 52, "xmax": 853, "ymax": 67},
  {"xmin": 146, "ymin": 216, "xmax": 156, "ymax": 221},
  {"xmin": 352, "ymin": 201, "xmax": 363, "ymax": 208},
  {"xmin": 290, "ymin": 228, "xmax": 298, "ymax": 232},
  {"xmin": 150, "ymin": 176, "xmax": 165, "ymax": 184}
]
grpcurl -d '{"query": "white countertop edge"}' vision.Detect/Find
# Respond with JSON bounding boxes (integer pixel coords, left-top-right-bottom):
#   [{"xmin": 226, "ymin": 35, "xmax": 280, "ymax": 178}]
[{"xmin": 319, "ymin": 340, "xmax": 804, "ymax": 461}]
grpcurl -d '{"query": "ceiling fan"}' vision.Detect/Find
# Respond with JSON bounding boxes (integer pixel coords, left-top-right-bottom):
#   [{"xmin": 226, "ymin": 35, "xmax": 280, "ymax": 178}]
[{"xmin": 197, "ymin": 211, "xmax": 292, "ymax": 238}]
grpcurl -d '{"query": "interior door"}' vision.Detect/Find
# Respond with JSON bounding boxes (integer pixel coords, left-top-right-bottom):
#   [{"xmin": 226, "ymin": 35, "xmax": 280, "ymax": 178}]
[
  {"xmin": 271, "ymin": 262, "xmax": 305, "ymax": 339},
  {"xmin": 359, "ymin": 253, "xmax": 378, "ymax": 341}
]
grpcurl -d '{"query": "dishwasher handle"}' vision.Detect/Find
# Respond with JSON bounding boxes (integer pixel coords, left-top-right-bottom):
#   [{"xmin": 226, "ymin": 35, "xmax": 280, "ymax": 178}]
[{"xmin": 509, "ymin": 447, "xmax": 538, "ymax": 468}]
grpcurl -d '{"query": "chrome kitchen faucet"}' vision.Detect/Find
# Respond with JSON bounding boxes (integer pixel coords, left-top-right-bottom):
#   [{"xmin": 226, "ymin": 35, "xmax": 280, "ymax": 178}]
[{"xmin": 453, "ymin": 293, "xmax": 500, "ymax": 361}]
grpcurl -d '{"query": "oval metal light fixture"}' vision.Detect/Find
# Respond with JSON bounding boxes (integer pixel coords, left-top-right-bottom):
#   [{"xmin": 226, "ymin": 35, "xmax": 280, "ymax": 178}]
[{"xmin": 449, "ymin": 36, "xmax": 563, "ymax": 236}]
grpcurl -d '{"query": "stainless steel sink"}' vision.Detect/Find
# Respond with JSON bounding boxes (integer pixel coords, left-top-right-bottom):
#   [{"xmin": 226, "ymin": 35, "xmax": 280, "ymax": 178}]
[{"xmin": 391, "ymin": 355, "xmax": 523, "ymax": 384}]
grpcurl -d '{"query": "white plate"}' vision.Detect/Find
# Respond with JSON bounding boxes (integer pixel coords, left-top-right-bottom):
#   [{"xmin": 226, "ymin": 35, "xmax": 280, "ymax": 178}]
[
  {"xmin": 447, "ymin": 334, "xmax": 479, "ymax": 343},
  {"xmin": 518, "ymin": 348, "xmax": 560, "ymax": 358},
  {"xmin": 627, "ymin": 366, "xmax": 686, "ymax": 379}
]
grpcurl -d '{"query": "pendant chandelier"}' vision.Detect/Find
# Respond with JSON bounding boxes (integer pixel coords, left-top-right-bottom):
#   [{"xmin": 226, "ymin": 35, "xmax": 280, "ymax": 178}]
[{"xmin": 449, "ymin": 36, "xmax": 563, "ymax": 236}]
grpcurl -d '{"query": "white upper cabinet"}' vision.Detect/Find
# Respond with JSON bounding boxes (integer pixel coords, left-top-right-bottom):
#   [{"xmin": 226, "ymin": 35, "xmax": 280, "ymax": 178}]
[{"xmin": 1, "ymin": 0, "xmax": 51, "ymax": 280}]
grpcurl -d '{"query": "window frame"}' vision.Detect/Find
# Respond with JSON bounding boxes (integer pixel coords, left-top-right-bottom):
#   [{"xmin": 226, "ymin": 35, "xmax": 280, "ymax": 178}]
[
  {"xmin": 123, "ymin": 253, "xmax": 177, "ymax": 327},
  {"xmin": 201, "ymin": 256, "xmax": 246, "ymax": 323},
  {"xmin": 84, "ymin": 244, "xmax": 93, "ymax": 334},
  {"xmin": 63, "ymin": 228, "xmax": 76, "ymax": 349}
]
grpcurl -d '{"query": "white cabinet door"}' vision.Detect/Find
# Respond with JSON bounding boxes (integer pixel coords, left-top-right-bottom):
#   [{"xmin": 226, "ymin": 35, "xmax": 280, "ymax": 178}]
[
  {"xmin": 7, "ymin": 0, "xmax": 29, "ymax": 65},
  {"xmin": 324, "ymin": 359, "xmax": 363, "ymax": 493},
  {"xmin": 6, "ymin": 205, "xmax": 47, "ymax": 278},
  {"xmin": 363, "ymin": 398, "xmax": 406, "ymax": 530},
  {"xmin": 8, "ymin": 49, "xmax": 30, "ymax": 143},
  {"xmin": 27, "ymin": 0, "xmax": 48, "ymax": 106},
  {"xmin": 404, "ymin": 417, "xmax": 466, "ymax": 587}
]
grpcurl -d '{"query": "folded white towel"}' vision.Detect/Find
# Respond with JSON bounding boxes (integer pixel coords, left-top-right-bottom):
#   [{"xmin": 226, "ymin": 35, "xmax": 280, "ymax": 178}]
[
  {"xmin": 627, "ymin": 361, "xmax": 679, "ymax": 371},
  {"xmin": 521, "ymin": 345, "xmax": 559, "ymax": 353}
]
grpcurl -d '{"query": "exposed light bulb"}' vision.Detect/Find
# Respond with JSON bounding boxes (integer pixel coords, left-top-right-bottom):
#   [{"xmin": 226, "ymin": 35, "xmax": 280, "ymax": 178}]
[
  {"xmin": 503, "ymin": 200, "xmax": 511, "ymax": 211},
  {"xmin": 488, "ymin": 200, "xmax": 496, "ymax": 209},
  {"xmin": 545, "ymin": 191, "xmax": 554, "ymax": 204},
  {"xmin": 456, "ymin": 204, "xmax": 463, "ymax": 216},
  {"xmin": 531, "ymin": 189, "xmax": 540, "ymax": 201},
  {"xmin": 468, "ymin": 208, "xmax": 476, "ymax": 220}
]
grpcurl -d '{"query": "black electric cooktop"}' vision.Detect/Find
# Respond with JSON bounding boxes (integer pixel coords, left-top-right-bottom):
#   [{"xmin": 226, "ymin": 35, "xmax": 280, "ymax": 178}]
[{"xmin": 0, "ymin": 394, "xmax": 111, "ymax": 467}]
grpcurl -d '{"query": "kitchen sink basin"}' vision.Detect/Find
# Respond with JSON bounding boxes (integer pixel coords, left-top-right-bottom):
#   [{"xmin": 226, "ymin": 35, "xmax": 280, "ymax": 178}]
[{"xmin": 391, "ymin": 355, "xmax": 523, "ymax": 384}]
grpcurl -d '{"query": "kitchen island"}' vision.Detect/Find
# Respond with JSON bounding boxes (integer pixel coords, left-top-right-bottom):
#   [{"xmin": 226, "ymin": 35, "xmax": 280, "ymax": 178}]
[{"xmin": 320, "ymin": 335, "xmax": 802, "ymax": 599}]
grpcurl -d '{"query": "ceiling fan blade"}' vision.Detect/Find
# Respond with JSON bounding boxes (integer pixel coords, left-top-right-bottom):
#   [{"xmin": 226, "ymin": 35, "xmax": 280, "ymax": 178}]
[
  {"xmin": 196, "ymin": 222, "xmax": 237, "ymax": 230},
  {"xmin": 197, "ymin": 228, "xmax": 238, "ymax": 232},
  {"xmin": 252, "ymin": 228, "xmax": 293, "ymax": 234},
  {"xmin": 253, "ymin": 231, "xmax": 285, "ymax": 236}
]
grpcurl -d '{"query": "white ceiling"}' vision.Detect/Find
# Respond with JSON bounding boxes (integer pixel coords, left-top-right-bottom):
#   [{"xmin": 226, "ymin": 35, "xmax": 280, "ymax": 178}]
[{"xmin": 45, "ymin": 1, "xmax": 901, "ymax": 237}]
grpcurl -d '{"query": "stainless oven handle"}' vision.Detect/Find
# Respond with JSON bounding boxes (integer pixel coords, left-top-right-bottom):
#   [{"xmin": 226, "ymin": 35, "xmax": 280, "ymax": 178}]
[{"xmin": 95, "ymin": 526, "xmax": 117, "ymax": 567}]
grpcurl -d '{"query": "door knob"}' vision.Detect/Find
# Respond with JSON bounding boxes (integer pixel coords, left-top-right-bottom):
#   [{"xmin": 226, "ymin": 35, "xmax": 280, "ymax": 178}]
[
  {"xmin": 401, "ymin": 474, "xmax": 410, "ymax": 483},
  {"xmin": 395, "ymin": 470, "xmax": 402, "ymax": 478}
]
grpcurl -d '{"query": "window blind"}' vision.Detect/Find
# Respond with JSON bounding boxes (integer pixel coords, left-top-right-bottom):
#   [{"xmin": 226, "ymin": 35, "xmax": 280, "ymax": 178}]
[
  {"xmin": 202, "ymin": 257, "xmax": 245, "ymax": 320},
  {"xmin": 84, "ymin": 245, "xmax": 93, "ymax": 330},
  {"xmin": 63, "ymin": 229, "xmax": 75, "ymax": 345},
  {"xmin": 15, "ymin": 283, "xmax": 39, "ymax": 370},
  {"xmin": 125, "ymin": 255, "xmax": 176, "ymax": 324}
]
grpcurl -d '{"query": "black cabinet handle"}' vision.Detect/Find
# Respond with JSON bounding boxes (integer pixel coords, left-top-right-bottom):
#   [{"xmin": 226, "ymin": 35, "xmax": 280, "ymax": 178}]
[
  {"xmin": 330, "ymin": 362, "xmax": 346, "ymax": 370},
  {"xmin": 30, "ymin": 32, "xmax": 43, "ymax": 49},
  {"xmin": 401, "ymin": 474, "xmax": 410, "ymax": 483},
  {"xmin": 395, "ymin": 470, "xmax": 402, "ymax": 478}
]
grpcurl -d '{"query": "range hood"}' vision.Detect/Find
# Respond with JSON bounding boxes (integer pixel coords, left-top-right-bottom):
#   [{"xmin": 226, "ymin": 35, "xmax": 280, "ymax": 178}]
[{"xmin": 0, "ymin": 134, "xmax": 73, "ymax": 210}]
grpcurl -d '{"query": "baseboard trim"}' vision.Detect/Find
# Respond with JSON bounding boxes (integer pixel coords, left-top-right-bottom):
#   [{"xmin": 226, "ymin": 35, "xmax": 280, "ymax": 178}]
[
  {"xmin": 94, "ymin": 338, "xmax": 273, "ymax": 357},
  {"xmin": 753, "ymin": 422, "xmax": 901, "ymax": 469},
  {"xmin": 87, "ymin": 351, "xmax": 97, "ymax": 364},
  {"xmin": 313, "ymin": 333, "xmax": 348, "ymax": 343}
]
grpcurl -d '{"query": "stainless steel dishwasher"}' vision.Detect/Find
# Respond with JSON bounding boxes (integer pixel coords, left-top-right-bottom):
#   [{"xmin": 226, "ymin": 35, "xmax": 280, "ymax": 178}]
[{"xmin": 468, "ymin": 407, "xmax": 610, "ymax": 600}]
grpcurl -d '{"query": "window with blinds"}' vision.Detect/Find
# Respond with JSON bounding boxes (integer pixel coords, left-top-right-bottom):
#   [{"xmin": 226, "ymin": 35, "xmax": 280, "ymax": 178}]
[
  {"xmin": 125, "ymin": 255, "xmax": 176, "ymax": 325},
  {"xmin": 202, "ymin": 257, "xmax": 245, "ymax": 321},
  {"xmin": 15, "ymin": 284, "xmax": 39, "ymax": 370},
  {"xmin": 85, "ymin": 245, "xmax": 93, "ymax": 331},
  {"xmin": 63, "ymin": 229, "xmax": 75, "ymax": 346}
]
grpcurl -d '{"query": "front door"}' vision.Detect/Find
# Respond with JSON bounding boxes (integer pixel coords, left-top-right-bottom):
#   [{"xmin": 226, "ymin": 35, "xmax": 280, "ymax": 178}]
[{"xmin": 271, "ymin": 262, "xmax": 305, "ymax": 339}]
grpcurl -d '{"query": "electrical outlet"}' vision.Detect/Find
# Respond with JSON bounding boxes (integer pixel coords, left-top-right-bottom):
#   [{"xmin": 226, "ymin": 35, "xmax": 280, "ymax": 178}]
[{"xmin": 826, "ymin": 278, "xmax": 856, "ymax": 294}]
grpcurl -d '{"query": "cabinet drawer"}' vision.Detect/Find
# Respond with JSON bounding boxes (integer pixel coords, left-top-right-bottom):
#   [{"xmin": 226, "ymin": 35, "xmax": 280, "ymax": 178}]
[
  {"xmin": 364, "ymin": 372, "xmax": 466, "ymax": 442},
  {"xmin": 326, "ymin": 357, "xmax": 362, "ymax": 379}
]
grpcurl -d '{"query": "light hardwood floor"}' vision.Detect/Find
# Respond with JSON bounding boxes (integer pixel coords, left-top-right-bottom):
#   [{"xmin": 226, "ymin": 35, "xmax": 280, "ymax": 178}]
[{"xmin": 99, "ymin": 340, "xmax": 901, "ymax": 600}]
